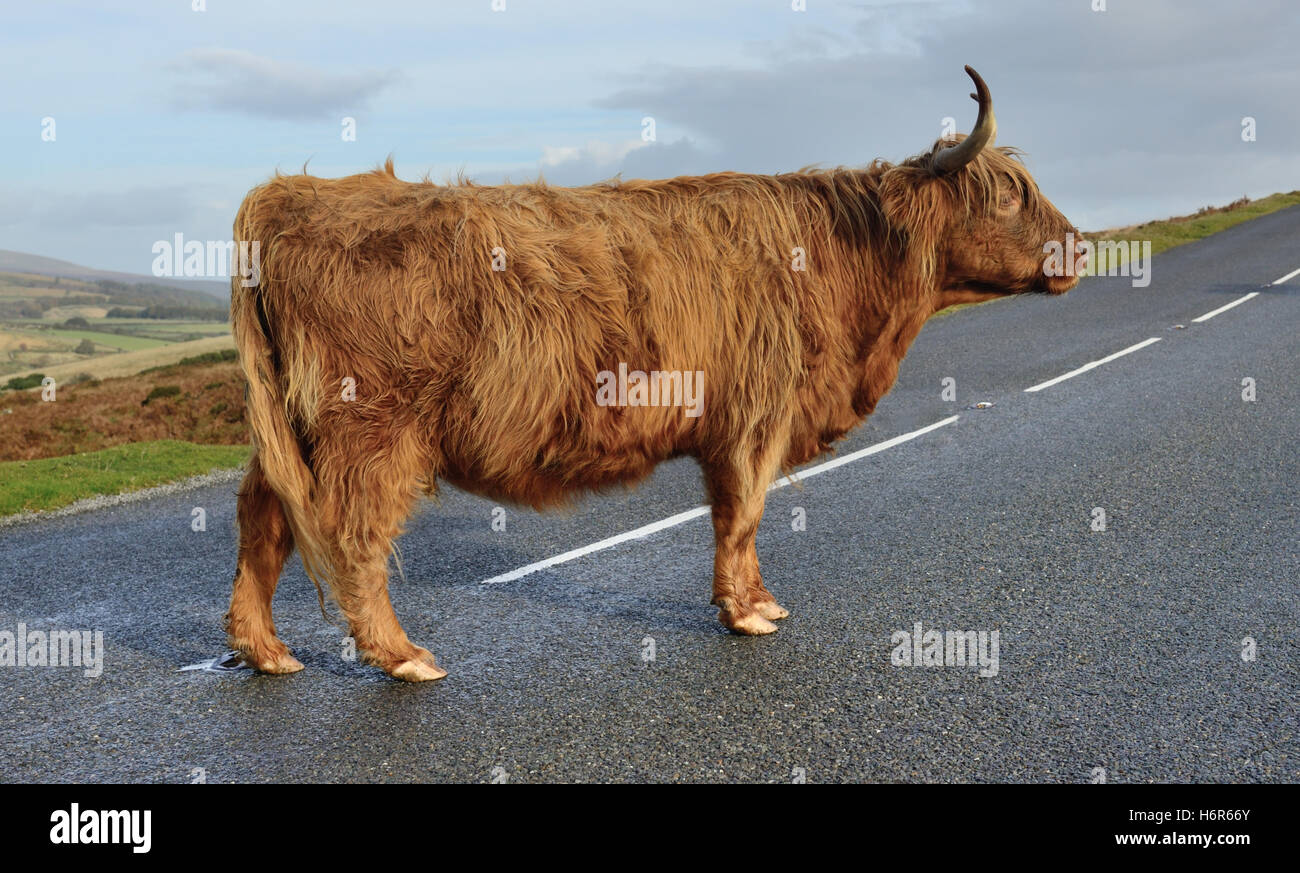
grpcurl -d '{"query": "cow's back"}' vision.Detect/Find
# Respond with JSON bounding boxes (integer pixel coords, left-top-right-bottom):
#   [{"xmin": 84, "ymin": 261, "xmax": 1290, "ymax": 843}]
[{"xmin": 236, "ymin": 166, "xmax": 821, "ymax": 505}]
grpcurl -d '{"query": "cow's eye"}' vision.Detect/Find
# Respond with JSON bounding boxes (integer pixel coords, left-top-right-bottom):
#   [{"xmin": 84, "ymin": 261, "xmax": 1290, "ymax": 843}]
[{"xmin": 999, "ymin": 192, "xmax": 1017, "ymax": 210}]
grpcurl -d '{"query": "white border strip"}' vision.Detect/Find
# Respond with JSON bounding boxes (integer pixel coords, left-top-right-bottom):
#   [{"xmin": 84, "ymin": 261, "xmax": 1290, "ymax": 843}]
[
  {"xmin": 1188, "ymin": 265, "xmax": 1298, "ymax": 325},
  {"xmin": 477, "ymin": 415, "xmax": 961, "ymax": 585},
  {"xmin": 1024, "ymin": 337, "xmax": 1162, "ymax": 393},
  {"xmin": 769, "ymin": 414, "xmax": 960, "ymax": 490},
  {"xmin": 1191, "ymin": 291, "xmax": 1259, "ymax": 323},
  {"xmin": 477, "ymin": 504, "xmax": 711, "ymax": 586},
  {"xmin": 1271, "ymin": 266, "xmax": 1300, "ymax": 286}
]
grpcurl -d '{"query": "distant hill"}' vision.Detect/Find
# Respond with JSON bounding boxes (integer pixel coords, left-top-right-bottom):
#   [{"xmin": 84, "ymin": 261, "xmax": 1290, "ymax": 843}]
[{"xmin": 0, "ymin": 250, "xmax": 229, "ymax": 301}]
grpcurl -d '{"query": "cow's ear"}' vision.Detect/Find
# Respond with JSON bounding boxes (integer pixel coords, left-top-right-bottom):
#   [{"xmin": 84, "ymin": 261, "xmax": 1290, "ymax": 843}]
[{"xmin": 879, "ymin": 169, "xmax": 950, "ymax": 250}]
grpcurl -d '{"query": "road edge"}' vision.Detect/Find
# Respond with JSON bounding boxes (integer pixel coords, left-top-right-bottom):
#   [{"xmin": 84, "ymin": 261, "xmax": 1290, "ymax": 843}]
[{"xmin": 0, "ymin": 466, "xmax": 244, "ymax": 530}]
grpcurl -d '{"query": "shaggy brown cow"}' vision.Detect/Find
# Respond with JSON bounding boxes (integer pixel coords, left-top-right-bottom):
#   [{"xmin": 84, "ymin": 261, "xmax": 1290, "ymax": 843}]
[{"xmin": 225, "ymin": 66, "xmax": 1082, "ymax": 681}]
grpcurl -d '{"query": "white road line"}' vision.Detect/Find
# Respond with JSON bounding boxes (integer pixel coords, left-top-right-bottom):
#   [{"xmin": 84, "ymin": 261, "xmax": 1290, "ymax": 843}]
[
  {"xmin": 477, "ymin": 504, "xmax": 711, "ymax": 586},
  {"xmin": 1187, "ymin": 265, "xmax": 1295, "ymax": 324},
  {"xmin": 769, "ymin": 414, "xmax": 960, "ymax": 490},
  {"xmin": 1023, "ymin": 337, "xmax": 1163, "ymax": 393},
  {"xmin": 1191, "ymin": 291, "xmax": 1259, "ymax": 323},
  {"xmin": 1272, "ymin": 266, "xmax": 1300, "ymax": 286},
  {"xmin": 477, "ymin": 415, "xmax": 961, "ymax": 586}
]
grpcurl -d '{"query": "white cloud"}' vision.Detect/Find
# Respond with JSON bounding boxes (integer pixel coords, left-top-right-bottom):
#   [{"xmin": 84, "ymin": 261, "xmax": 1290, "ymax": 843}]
[
  {"xmin": 539, "ymin": 139, "xmax": 649, "ymax": 169},
  {"xmin": 167, "ymin": 48, "xmax": 398, "ymax": 120}
]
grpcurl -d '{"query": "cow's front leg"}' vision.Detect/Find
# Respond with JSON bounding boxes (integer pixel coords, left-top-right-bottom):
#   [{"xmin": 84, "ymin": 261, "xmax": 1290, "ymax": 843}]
[
  {"xmin": 332, "ymin": 553, "xmax": 446, "ymax": 682},
  {"xmin": 703, "ymin": 445, "xmax": 790, "ymax": 635},
  {"xmin": 314, "ymin": 426, "xmax": 446, "ymax": 682},
  {"xmin": 743, "ymin": 548, "xmax": 790, "ymax": 621}
]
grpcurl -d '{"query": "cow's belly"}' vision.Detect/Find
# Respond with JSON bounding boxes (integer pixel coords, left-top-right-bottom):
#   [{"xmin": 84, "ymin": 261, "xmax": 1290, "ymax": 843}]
[
  {"xmin": 440, "ymin": 441, "xmax": 683, "ymax": 508},
  {"xmin": 433, "ymin": 403, "xmax": 696, "ymax": 508}
]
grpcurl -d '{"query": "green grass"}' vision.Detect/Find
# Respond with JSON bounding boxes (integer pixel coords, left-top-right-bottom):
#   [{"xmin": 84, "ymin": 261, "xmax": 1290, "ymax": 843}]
[
  {"xmin": 94, "ymin": 319, "xmax": 228, "ymax": 329},
  {"xmin": 127, "ymin": 328, "xmax": 231, "ymax": 343},
  {"xmin": 0, "ymin": 440, "xmax": 250, "ymax": 516},
  {"xmin": 1084, "ymin": 190, "xmax": 1300, "ymax": 272},
  {"xmin": 93, "ymin": 320, "xmax": 231, "ymax": 339}
]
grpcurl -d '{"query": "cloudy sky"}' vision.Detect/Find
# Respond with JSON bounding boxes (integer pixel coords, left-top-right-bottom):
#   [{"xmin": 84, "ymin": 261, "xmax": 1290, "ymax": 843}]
[{"xmin": 2, "ymin": 0, "xmax": 1296, "ymax": 275}]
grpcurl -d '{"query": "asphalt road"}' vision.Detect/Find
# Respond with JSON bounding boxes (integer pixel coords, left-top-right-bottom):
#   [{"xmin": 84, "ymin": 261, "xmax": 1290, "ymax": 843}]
[{"xmin": 2, "ymin": 208, "xmax": 1297, "ymax": 783}]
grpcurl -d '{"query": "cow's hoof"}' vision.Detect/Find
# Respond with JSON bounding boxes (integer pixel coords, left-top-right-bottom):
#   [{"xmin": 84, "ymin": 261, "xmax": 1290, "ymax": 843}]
[
  {"xmin": 722, "ymin": 611, "xmax": 779, "ymax": 636},
  {"xmin": 755, "ymin": 600, "xmax": 790, "ymax": 621},
  {"xmin": 389, "ymin": 649, "xmax": 448, "ymax": 683},
  {"xmin": 244, "ymin": 649, "xmax": 305, "ymax": 674}
]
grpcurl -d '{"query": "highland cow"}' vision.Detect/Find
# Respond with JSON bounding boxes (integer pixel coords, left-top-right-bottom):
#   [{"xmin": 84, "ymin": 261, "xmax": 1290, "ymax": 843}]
[{"xmin": 224, "ymin": 67, "xmax": 1083, "ymax": 681}]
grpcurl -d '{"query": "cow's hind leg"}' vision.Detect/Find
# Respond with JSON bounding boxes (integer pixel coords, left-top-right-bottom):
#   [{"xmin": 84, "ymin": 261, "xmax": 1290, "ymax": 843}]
[
  {"xmin": 318, "ymin": 430, "xmax": 446, "ymax": 682},
  {"xmin": 225, "ymin": 457, "xmax": 304, "ymax": 674},
  {"xmin": 703, "ymin": 439, "xmax": 790, "ymax": 635}
]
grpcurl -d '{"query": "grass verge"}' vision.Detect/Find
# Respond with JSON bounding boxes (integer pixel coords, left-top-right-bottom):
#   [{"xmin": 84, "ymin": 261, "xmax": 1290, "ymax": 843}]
[
  {"xmin": 1084, "ymin": 190, "xmax": 1300, "ymax": 267},
  {"xmin": 0, "ymin": 439, "xmax": 249, "ymax": 516}
]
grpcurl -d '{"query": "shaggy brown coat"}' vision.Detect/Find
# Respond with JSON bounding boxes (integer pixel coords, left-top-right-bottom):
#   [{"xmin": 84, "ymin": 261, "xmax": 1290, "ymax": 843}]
[{"xmin": 225, "ymin": 124, "xmax": 1080, "ymax": 681}]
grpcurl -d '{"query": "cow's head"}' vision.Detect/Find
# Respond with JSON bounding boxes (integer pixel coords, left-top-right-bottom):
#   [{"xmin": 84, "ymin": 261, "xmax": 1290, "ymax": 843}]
[{"xmin": 880, "ymin": 66, "xmax": 1085, "ymax": 311}]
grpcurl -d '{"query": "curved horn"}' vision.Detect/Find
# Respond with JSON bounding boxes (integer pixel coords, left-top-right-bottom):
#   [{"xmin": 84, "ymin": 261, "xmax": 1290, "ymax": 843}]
[{"xmin": 931, "ymin": 65, "xmax": 997, "ymax": 174}]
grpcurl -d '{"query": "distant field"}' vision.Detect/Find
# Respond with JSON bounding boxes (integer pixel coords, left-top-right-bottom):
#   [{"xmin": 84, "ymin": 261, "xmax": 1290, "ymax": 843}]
[
  {"xmin": 94, "ymin": 319, "xmax": 230, "ymax": 330},
  {"xmin": 43, "ymin": 327, "xmax": 168, "ymax": 351},
  {"xmin": 0, "ymin": 266, "xmax": 230, "ymax": 376},
  {"xmin": 110, "ymin": 321, "xmax": 231, "ymax": 342},
  {"xmin": 42, "ymin": 305, "xmax": 110, "ymax": 320},
  {"xmin": 0, "ymin": 276, "xmax": 101, "ymax": 298},
  {"xmin": 0, "ymin": 271, "xmax": 99, "ymax": 288},
  {"xmin": 0, "ymin": 327, "xmax": 63, "ymax": 352},
  {"xmin": 2, "ymin": 333, "xmax": 236, "ymax": 384},
  {"xmin": 0, "ymin": 326, "xmax": 79, "ymax": 370},
  {"xmin": 6, "ymin": 316, "xmax": 230, "ymax": 341},
  {"xmin": 0, "ymin": 285, "xmax": 100, "ymax": 299},
  {"xmin": 0, "ymin": 322, "xmax": 180, "ymax": 374}
]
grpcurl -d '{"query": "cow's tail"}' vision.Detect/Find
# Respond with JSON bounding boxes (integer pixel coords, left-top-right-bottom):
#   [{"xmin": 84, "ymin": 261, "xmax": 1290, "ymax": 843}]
[{"xmin": 231, "ymin": 209, "xmax": 335, "ymax": 616}]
